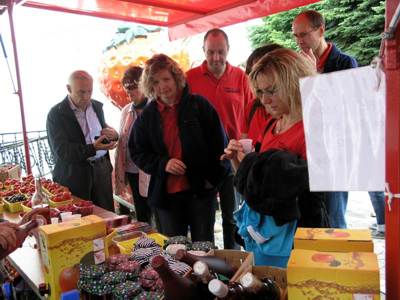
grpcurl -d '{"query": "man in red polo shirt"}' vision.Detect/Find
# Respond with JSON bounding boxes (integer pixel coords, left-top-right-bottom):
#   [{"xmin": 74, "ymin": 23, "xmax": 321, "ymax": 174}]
[
  {"xmin": 292, "ymin": 10, "xmax": 361, "ymax": 230},
  {"xmin": 187, "ymin": 28, "xmax": 253, "ymax": 249}
]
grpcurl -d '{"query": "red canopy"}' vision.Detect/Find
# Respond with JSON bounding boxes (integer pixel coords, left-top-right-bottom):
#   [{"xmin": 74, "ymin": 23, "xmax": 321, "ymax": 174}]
[{"xmin": 20, "ymin": 0, "xmax": 320, "ymax": 39}]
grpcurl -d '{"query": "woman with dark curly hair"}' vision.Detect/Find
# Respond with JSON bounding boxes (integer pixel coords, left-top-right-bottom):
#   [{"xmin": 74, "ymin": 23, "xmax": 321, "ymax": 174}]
[{"xmin": 114, "ymin": 66, "xmax": 153, "ymax": 223}]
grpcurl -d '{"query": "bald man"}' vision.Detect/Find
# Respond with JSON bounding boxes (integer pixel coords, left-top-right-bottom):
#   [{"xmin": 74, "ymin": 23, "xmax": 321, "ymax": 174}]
[
  {"xmin": 46, "ymin": 70, "xmax": 118, "ymax": 211},
  {"xmin": 186, "ymin": 28, "xmax": 253, "ymax": 249}
]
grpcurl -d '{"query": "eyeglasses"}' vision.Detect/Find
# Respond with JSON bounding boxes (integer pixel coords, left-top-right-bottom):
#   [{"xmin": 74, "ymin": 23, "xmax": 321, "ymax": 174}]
[
  {"xmin": 256, "ymin": 86, "xmax": 278, "ymax": 97},
  {"xmin": 123, "ymin": 82, "xmax": 139, "ymax": 90},
  {"xmin": 292, "ymin": 27, "xmax": 318, "ymax": 39}
]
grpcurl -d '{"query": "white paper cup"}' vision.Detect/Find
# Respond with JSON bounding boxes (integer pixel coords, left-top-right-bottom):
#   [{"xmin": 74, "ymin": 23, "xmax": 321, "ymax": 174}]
[
  {"xmin": 51, "ymin": 217, "xmax": 59, "ymax": 224},
  {"xmin": 60, "ymin": 212, "xmax": 72, "ymax": 222},
  {"xmin": 239, "ymin": 138, "xmax": 253, "ymax": 154},
  {"xmin": 63, "ymin": 214, "xmax": 82, "ymax": 222}
]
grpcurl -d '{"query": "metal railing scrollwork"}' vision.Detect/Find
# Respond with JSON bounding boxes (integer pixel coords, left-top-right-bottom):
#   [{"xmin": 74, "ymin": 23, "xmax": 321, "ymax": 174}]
[{"xmin": 0, "ymin": 130, "xmax": 54, "ymax": 177}]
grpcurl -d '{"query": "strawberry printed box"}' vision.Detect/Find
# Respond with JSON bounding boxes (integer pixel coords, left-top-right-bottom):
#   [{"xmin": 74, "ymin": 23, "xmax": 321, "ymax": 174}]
[
  {"xmin": 294, "ymin": 227, "xmax": 373, "ymax": 253},
  {"xmin": 287, "ymin": 249, "xmax": 380, "ymax": 300}
]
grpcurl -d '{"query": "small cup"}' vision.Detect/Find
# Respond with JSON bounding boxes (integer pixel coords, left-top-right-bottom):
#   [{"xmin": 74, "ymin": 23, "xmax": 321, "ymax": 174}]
[
  {"xmin": 238, "ymin": 138, "xmax": 253, "ymax": 154},
  {"xmin": 60, "ymin": 211, "xmax": 72, "ymax": 222},
  {"xmin": 51, "ymin": 217, "xmax": 59, "ymax": 224}
]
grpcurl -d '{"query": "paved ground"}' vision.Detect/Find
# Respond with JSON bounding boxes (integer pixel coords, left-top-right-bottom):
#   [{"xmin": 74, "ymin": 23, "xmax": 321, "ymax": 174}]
[{"xmin": 213, "ymin": 191, "xmax": 386, "ymax": 297}]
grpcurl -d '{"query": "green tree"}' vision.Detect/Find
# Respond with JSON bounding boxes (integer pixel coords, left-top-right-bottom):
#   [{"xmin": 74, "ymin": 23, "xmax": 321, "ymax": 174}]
[{"xmin": 248, "ymin": 0, "xmax": 385, "ymax": 66}]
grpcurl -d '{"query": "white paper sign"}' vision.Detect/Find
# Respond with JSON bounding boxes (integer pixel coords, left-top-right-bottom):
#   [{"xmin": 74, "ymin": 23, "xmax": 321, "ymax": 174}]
[{"xmin": 300, "ymin": 66, "xmax": 385, "ymax": 191}]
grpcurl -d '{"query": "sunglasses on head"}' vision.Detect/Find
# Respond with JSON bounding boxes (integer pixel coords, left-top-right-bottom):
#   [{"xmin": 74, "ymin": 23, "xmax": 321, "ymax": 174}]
[{"xmin": 123, "ymin": 82, "xmax": 139, "ymax": 90}]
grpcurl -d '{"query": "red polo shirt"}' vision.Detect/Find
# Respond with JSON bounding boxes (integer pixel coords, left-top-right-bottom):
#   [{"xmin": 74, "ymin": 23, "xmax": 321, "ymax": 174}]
[
  {"xmin": 317, "ymin": 42, "xmax": 333, "ymax": 73},
  {"xmin": 186, "ymin": 61, "xmax": 253, "ymax": 140},
  {"xmin": 260, "ymin": 120, "xmax": 306, "ymax": 159},
  {"xmin": 156, "ymin": 99, "xmax": 190, "ymax": 194},
  {"xmin": 242, "ymin": 99, "xmax": 271, "ymax": 141}
]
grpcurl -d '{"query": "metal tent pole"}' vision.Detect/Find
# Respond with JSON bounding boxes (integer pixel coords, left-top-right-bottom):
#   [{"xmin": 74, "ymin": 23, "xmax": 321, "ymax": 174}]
[{"xmin": 6, "ymin": 0, "xmax": 32, "ymax": 174}]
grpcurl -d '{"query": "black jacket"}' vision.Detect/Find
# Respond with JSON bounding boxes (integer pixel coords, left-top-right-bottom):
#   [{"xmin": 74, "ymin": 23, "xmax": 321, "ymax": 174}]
[
  {"xmin": 130, "ymin": 86, "xmax": 229, "ymax": 208},
  {"xmin": 323, "ymin": 43, "xmax": 358, "ymax": 73},
  {"xmin": 46, "ymin": 97, "xmax": 112, "ymax": 199},
  {"xmin": 234, "ymin": 149, "xmax": 329, "ymax": 227}
]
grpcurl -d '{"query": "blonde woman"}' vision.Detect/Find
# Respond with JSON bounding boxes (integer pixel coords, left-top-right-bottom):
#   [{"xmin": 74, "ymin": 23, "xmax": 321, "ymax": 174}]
[{"xmin": 223, "ymin": 48, "xmax": 329, "ymax": 266}]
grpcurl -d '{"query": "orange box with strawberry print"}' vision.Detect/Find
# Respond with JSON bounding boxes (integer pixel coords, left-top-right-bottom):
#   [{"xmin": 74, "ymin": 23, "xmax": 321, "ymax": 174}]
[
  {"xmin": 38, "ymin": 215, "xmax": 107, "ymax": 300},
  {"xmin": 294, "ymin": 227, "xmax": 373, "ymax": 252},
  {"xmin": 287, "ymin": 249, "xmax": 380, "ymax": 300}
]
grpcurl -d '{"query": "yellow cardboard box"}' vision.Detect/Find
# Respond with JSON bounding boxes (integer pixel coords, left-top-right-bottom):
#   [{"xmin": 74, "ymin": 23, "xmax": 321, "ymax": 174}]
[
  {"xmin": 294, "ymin": 227, "xmax": 373, "ymax": 252},
  {"xmin": 38, "ymin": 215, "xmax": 107, "ymax": 300},
  {"xmin": 287, "ymin": 249, "xmax": 380, "ymax": 300}
]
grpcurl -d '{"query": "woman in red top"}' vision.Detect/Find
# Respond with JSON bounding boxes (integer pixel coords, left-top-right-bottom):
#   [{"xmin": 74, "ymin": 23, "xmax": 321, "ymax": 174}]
[
  {"xmin": 241, "ymin": 44, "xmax": 282, "ymax": 142},
  {"xmin": 222, "ymin": 49, "xmax": 328, "ymax": 266},
  {"xmin": 253, "ymin": 49, "xmax": 311, "ymax": 158},
  {"xmin": 223, "ymin": 48, "xmax": 315, "ymax": 164}
]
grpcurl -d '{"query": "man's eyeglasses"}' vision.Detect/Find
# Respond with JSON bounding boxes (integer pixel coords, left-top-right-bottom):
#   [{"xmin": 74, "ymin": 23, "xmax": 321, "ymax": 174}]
[
  {"xmin": 123, "ymin": 82, "xmax": 139, "ymax": 90},
  {"xmin": 256, "ymin": 86, "xmax": 278, "ymax": 98},
  {"xmin": 292, "ymin": 27, "xmax": 319, "ymax": 39}
]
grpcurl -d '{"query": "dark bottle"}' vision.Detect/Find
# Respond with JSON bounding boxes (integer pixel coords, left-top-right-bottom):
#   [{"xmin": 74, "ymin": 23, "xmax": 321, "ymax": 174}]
[
  {"xmin": 151, "ymin": 255, "xmax": 198, "ymax": 300},
  {"xmin": 208, "ymin": 279, "xmax": 248, "ymax": 300},
  {"xmin": 193, "ymin": 261, "xmax": 215, "ymax": 283},
  {"xmin": 175, "ymin": 249, "xmax": 237, "ymax": 278},
  {"xmin": 191, "ymin": 261, "xmax": 217, "ymax": 300},
  {"xmin": 240, "ymin": 272, "xmax": 281, "ymax": 300}
]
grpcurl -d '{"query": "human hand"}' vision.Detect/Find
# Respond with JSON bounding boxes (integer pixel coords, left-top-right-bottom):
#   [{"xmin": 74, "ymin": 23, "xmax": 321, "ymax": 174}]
[
  {"xmin": 220, "ymin": 139, "xmax": 244, "ymax": 160},
  {"xmin": 101, "ymin": 127, "xmax": 119, "ymax": 141},
  {"xmin": 0, "ymin": 222, "xmax": 18, "ymax": 253},
  {"xmin": 94, "ymin": 136, "xmax": 117, "ymax": 150},
  {"xmin": 165, "ymin": 158, "xmax": 186, "ymax": 175},
  {"xmin": 299, "ymin": 48, "xmax": 317, "ymax": 71}
]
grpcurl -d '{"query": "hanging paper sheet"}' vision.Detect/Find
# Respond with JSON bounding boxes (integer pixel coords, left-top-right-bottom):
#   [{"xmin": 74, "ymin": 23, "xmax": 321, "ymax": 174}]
[{"xmin": 300, "ymin": 66, "xmax": 385, "ymax": 191}]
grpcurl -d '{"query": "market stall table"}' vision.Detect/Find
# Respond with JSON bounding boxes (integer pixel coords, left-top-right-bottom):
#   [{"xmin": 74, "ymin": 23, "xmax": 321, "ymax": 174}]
[{"xmin": 3, "ymin": 203, "xmax": 122, "ymax": 299}]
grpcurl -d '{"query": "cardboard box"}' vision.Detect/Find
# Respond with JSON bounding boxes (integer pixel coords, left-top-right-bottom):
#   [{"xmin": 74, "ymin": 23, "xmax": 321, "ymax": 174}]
[
  {"xmin": 38, "ymin": 215, "xmax": 107, "ymax": 300},
  {"xmin": 0, "ymin": 164, "xmax": 20, "ymax": 182},
  {"xmin": 208, "ymin": 249, "xmax": 254, "ymax": 281},
  {"xmin": 287, "ymin": 249, "xmax": 380, "ymax": 300},
  {"xmin": 116, "ymin": 232, "xmax": 168, "ymax": 254},
  {"xmin": 294, "ymin": 227, "xmax": 374, "ymax": 252}
]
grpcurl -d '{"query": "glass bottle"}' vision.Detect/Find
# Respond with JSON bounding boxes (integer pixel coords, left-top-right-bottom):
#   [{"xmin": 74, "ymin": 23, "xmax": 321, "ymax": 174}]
[
  {"xmin": 31, "ymin": 177, "xmax": 46, "ymax": 208},
  {"xmin": 208, "ymin": 279, "xmax": 248, "ymax": 300},
  {"xmin": 193, "ymin": 261, "xmax": 215, "ymax": 283},
  {"xmin": 191, "ymin": 261, "xmax": 218, "ymax": 300},
  {"xmin": 175, "ymin": 249, "xmax": 237, "ymax": 278},
  {"xmin": 240, "ymin": 272, "xmax": 281, "ymax": 300},
  {"xmin": 151, "ymin": 255, "xmax": 198, "ymax": 300}
]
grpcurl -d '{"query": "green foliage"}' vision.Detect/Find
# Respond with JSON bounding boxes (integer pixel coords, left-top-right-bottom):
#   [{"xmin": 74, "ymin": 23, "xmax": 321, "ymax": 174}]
[{"xmin": 247, "ymin": 0, "xmax": 385, "ymax": 66}]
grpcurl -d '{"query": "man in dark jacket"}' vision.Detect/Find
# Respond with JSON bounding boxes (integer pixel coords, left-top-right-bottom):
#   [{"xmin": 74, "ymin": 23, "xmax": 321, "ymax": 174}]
[
  {"xmin": 46, "ymin": 70, "xmax": 118, "ymax": 211},
  {"xmin": 292, "ymin": 10, "xmax": 358, "ymax": 228},
  {"xmin": 130, "ymin": 54, "xmax": 229, "ymax": 242},
  {"xmin": 292, "ymin": 10, "xmax": 358, "ymax": 74}
]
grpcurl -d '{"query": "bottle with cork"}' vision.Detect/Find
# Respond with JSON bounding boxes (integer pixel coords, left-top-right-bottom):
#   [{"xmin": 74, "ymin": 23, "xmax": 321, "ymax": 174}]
[{"xmin": 239, "ymin": 272, "xmax": 281, "ymax": 300}]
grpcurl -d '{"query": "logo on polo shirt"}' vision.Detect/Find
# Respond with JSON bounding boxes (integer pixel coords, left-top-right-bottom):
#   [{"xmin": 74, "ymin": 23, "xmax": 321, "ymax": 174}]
[{"xmin": 224, "ymin": 87, "xmax": 240, "ymax": 93}]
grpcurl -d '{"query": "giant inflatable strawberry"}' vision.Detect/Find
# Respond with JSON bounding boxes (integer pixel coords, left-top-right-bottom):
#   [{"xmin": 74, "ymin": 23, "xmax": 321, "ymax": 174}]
[{"xmin": 99, "ymin": 25, "xmax": 190, "ymax": 109}]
